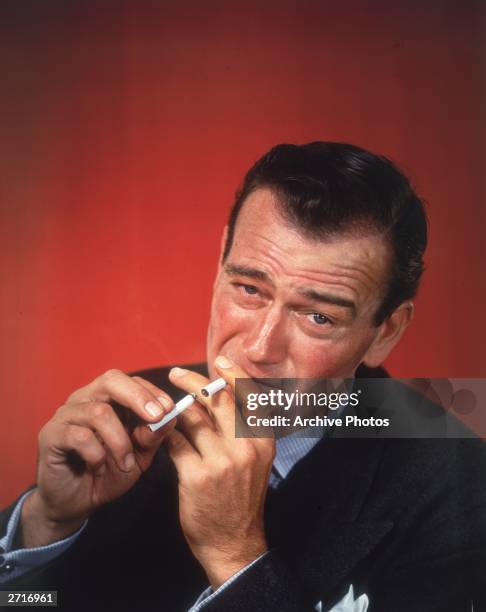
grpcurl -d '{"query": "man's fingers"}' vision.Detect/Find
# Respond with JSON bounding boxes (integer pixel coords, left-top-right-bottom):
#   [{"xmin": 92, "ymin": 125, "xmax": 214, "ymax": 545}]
[
  {"xmin": 213, "ymin": 356, "xmax": 276, "ymax": 451},
  {"xmin": 128, "ymin": 375, "xmax": 177, "ymax": 451},
  {"xmin": 64, "ymin": 425, "xmax": 107, "ymax": 475},
  {"xmin": 213, "ymin": 355, "xmax": 249, "ymax": 386},
  {"xmin": 168, "ymin": 362, "xmax": 275, "ymax": 456},
  {"xmin": 168, "ymin": 367, "xmax": 235, "ymax": 434},
  {"xmin": 213, "ymin": 355, "xmax": 263, "ymax": 403},
  {"xmin": 169, "ymin": 362, "xmax": 249, "ymax": 439},
  {"xmin": 168, "ymin": 367, "xmax": 210, "ymax": 394},
  {"xmin": 66, "ymin": 369, "xmax": 170, "ymax": 424},
  {"xmin": 131, "ymin": 376, "xmax": 174, "ymax": 413},
  {"xmin": 165, "ymin": 429, "xmax": 201, "ymax": 472},
  {"xmin": 55, "ymin": 402, "xmax": 137, "ymax": 473},
  {"xmin": 42, "ymin": 422, "xmax": 108, "ymax": 476},
  {"xmin": 132, "ymin": 415, "xmax": 175, "ymax": 453},
  {"xmin": 177, "ymin": 403, "xmax": 218, "ymax": 456}
]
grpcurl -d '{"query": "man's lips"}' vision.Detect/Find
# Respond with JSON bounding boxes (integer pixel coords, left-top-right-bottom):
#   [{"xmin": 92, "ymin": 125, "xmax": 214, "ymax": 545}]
[
  {"xmin": 217, "ymin": 353, "xmax": 289, "ymax": 389},
  {"xmin": 233, "ymin": 364, "xmax": 286, "ymax": 384},
  {"xmin": 233, "ymin": 364, "xmax": 287, "ymax": 390}
]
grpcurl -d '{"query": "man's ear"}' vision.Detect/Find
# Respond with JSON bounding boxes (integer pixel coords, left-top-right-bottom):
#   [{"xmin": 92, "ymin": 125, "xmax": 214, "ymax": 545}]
[
  {"xmin": 218, "ymin": 225, "xmax": 229, "ymax": 269},
  {"xmin": 362, "ymin": 302, "xmax": 414, "ymax": 368}
]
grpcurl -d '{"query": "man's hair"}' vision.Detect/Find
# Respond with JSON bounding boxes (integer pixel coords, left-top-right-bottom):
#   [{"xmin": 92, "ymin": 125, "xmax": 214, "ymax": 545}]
[{"xmin": 222, "ymin": 142, "xmax": 428, "ymax": 326}]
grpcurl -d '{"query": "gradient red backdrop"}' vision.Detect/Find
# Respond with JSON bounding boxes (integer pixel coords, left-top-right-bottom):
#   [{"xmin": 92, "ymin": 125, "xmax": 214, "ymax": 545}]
[{"xmin": 1, "ymin": 0, "xmax": 485, "ymax": 506}]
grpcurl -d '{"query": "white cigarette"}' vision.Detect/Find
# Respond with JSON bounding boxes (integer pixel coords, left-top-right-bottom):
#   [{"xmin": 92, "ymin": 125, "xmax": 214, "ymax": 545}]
[
  {"xmin": 148, "ymin": 393, "xmax": 196, "ymax": 432},
  {"xmin": 147, "ymin": 377, "xmax": 228, "ymax": 432},
  {"xmin": 200, "ymin": 377, "xmax": 227, "ymax": 397}
]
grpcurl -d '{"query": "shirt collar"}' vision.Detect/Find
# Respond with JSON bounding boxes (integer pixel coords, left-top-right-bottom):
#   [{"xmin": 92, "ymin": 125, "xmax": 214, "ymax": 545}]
[
  {"xmin": 271, "ymin": 387, "xmax": 353, "ymax": 479},
  {"xmin": 273, "ymin": 432, "xmax": 322, "ymax": 479}
]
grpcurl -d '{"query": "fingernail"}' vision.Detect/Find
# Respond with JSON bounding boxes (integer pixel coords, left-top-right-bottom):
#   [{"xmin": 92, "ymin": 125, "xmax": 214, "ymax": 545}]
[
  {"xmin": 158, "ymin": 395, "xmax": 173, "ymax": 410},
  {"xmin": 215, "ymin": 355, "xmax": 233, "ymax": 368},
  {"xmin": 124, "ymin": 453, "xmax": 136, "ymax": 471},
  {"xmin": 170, "ymin": 367, "xmax": 189, "ymax": 378},
  {"xmin": 145, "ymin": 400, "xmax": 163, "ymax": 417}
]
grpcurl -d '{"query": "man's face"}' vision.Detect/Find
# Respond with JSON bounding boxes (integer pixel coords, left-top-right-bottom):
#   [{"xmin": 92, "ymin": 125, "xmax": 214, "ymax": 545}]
[{"xmin": 206, "ymin": 188, "xmax": 393, "ymax": 380}]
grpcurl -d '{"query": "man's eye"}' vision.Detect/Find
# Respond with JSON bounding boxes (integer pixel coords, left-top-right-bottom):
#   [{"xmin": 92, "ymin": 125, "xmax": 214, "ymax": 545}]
[
  {"xmin": 308, "ymin": 313, "xmax": 331, "ymax": 325},
  {"xmin": 241, "ymin": 284, "xmax": 258, "ymax": 295}
]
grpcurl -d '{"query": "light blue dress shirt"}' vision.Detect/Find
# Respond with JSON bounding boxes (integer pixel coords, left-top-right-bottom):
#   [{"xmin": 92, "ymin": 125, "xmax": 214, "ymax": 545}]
[{"xmin": 0, "ymin": 491, "xmax": 87, "ymax": 581}]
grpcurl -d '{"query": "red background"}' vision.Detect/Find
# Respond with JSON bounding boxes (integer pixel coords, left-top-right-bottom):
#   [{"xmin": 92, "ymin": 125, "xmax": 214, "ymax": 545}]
[{"xmin": 1, "ymin": 0, "xmax": 485, "ymax": 506}]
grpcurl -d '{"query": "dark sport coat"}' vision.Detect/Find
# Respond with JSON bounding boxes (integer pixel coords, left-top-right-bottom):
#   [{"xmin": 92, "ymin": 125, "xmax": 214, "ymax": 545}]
[{"xmin": 2, "ymin": 363, "xmax": 485, "ymax": 611}]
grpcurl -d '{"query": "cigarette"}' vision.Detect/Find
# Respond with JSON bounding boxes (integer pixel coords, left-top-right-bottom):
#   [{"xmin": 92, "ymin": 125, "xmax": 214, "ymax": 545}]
[
  {"xmin": 201, "ymin": 377, "xmax": 227, "ymax": 397},
  {"xmin": 147, "ymin": 377, "xmax": 228, "ymax": 432}
]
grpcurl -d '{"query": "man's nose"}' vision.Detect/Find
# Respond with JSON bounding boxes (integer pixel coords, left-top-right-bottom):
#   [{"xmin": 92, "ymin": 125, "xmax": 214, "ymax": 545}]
[{"xmin": 243, "ymin": 305, "xmax": 288, "ymax": 366}]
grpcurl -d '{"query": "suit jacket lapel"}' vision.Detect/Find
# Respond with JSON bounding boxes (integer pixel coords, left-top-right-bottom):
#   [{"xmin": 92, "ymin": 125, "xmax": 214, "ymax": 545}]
[{"xmin": 265, "ymin": 435, "xmax": 392, "ymax": 599}]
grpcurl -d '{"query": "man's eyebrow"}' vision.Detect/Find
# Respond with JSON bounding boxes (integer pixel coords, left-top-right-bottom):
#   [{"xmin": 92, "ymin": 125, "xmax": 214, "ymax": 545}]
[
  {"xmin": 224, "ymin": 264, "xmax": 356, "ymax": 314},
  {"xmin": 298, "ymin": 288, "xmax": 356, "ymax": 315},
  {"xmin": 224, "ymin": 264, "xmax": 272, "ymax": 283}
]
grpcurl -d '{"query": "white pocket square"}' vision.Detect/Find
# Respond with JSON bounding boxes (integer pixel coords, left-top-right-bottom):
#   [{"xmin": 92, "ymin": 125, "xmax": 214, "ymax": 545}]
[{"xmin": 315, "ymin": 584, "xmax": 369, "ymax": 612}]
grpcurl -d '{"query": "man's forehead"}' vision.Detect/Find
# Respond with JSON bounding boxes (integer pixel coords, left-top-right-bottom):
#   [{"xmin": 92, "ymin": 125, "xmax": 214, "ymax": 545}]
[
  {"xmin": 227, "ymin": 188, "xmax": 391, "ymax": 302},
  {"xmin": 234, "ymin": 187, "xmax": 382, "ymax": 242},
  {"xmin": 231, "ymin": 190, "xmax": 390, "ymax": 269}
]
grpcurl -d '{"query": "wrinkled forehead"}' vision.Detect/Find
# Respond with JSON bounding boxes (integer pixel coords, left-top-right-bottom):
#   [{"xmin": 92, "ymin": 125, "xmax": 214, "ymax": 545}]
[
  {"xmin": 227, "ymin": 189, "xmax": 392, "ymax": 307},
  {"xmin": 234, "ymin": 186, "xmax": 387, "ymax": 244},
  {"xmin": 232, "ymin": 187, "xmax": 391, "ymax": 263}
]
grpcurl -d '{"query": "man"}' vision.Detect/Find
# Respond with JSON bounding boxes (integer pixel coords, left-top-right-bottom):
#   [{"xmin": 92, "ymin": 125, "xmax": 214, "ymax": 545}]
[{"xmin": 1, "ymin": 142, "xmax": 485, "ymax": 611}]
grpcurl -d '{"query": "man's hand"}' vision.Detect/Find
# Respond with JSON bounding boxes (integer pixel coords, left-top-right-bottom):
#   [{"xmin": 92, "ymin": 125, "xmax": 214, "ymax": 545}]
[
  {"xmin": 165, "ymin": 356, "xmax": 275, "ymax": 589},
  {"xmin": 21, "ymin": 369, "xmax": 175, "ymax": 548}
]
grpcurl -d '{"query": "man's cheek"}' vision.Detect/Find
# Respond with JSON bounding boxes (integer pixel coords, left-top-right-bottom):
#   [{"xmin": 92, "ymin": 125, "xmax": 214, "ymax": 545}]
[
  {"xmin": 297, "ymin": 347, "xmax": 341, "ymax": 378},
  {"xmin": 209, "ymin": 298, "xmax": 244, "ymax": 348},
  {"xmin": 293, "ymin": 341, "xmax": 356, "ymax": 378}
]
